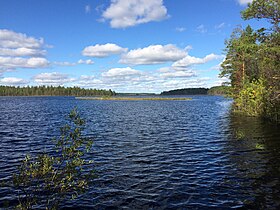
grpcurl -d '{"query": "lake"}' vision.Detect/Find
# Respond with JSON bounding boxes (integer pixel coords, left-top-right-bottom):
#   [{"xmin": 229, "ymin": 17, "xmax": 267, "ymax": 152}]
[{"xmin": 0, "ymin": 96, "xmax": 280, "ymax": 209}]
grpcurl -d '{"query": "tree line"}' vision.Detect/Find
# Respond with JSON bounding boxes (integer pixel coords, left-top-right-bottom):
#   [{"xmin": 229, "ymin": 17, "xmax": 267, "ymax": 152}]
[
  {"xmin": 0, "ymin": 85, "xmax": 116, "ymax": 96},
  {"xmin": 220, "ymin": 0, "xmax": 279, "ymax": 122},
  {"xmin": 161, "ymin": 88, "xmax": 209, "ymax": 95},
  {"xmin": 207, "ymin": 86, "xmax": 232, "ymax": 96}
]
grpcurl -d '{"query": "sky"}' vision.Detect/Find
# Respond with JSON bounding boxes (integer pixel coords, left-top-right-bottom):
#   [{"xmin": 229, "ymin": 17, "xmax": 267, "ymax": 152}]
[{"xmin": 0, "ymin": 0, "xmax": 265, "ymax": 93}]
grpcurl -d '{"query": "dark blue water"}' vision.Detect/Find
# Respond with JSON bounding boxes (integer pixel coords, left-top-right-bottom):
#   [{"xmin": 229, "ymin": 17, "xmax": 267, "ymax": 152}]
[{"xmin": 0, "ymin": 96, "xmax": 280, "ymax": 209}]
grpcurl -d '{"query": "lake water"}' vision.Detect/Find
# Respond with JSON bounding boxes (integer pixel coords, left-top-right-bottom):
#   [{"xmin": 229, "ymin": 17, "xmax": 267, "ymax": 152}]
[{"xmin": 0, "ymin": 96, "xmax": 280, "ymax": 209}]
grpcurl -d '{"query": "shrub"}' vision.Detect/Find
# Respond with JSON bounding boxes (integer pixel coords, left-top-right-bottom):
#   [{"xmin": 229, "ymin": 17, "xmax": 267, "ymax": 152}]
[
  {"xmin": 234, "ymin": 78, "xmax": 268, "ymax": 116},
  {"xmin": 12, "ymin": 108, "xmax": 95, "ymax": 209}
]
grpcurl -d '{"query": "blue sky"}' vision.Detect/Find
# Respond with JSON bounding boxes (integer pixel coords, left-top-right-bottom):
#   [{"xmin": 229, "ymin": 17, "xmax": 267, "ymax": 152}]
[{"xmin": 0, "ymin": 0, "xmax": 264, "ymax": 93}]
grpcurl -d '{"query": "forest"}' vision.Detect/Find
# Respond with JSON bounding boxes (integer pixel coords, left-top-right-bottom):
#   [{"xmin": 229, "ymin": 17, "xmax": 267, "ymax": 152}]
[
  {"xmin": 207, "ymin": 86, "xmax": 232, "ymax": 95},
  {"xmin": 220, "ymin": 0, "xmax": 279, "ymax": 122},
  {"xmin": 161, "ymin": 88, "xmax": 209, "ymax": 95},
  {"xmin": 0, "ymin": 85, "xmax": 116, "ymax": 97}
]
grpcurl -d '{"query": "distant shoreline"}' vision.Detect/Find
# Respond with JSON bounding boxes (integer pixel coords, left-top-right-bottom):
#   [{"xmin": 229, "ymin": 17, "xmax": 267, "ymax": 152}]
[
  {"xmin": 0, "ymin": 86, "xmax": 230, "ymax": 97},
  {"xmin": 75, "ymin": 97, "xmax": 192, "ymax": 101}
]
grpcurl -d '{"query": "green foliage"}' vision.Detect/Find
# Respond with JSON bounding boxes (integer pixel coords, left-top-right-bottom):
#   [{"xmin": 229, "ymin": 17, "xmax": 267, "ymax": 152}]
[
  {"xmin": 12, "ymin": 108, "xmax": 95, "ymax": 209},
  {"xmin": 0, "ymin": 85, "xmax": 116, "ymax": 97},
  {"xmin": 220, "ymin": 25, "xmax": 259, "ymax": 92},
  {"xmin": 207, "ymin": 86, "xmax": 232, "ymax": 96},
  {"xmin": 234, "ymin": 78, "xmax": 268, "ymax": 116},
  {"xmin": 241, "ymin": 0, "xmax": 280, "ymax": 32},
  {"xmin": 221, "ymin": 0, "xmax": 280, "ymax": 122},
  {"xmin": 255, "ymin": 143, "xmax": 265, "ymax": 150}
]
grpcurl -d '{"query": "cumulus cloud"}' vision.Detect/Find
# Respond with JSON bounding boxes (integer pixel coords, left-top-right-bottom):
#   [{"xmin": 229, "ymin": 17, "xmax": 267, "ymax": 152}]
[
  {"xmin": 0, "ymin": 29, "xmax": 44, "ymax": 49},
  {"xmin": 69, "ymin": 67, "xmax": 212, "ymax": 93},
  {"xmin": 82, "ymin": 43, "xmax": 127, "ymax": 57},
  {"xmin": 158, "ymin": 67, "xmax": 171, "ymax": 73},
  {"xmin": 53, "ymin": 61, "xmax": 76, "ymax": 66},
  {"xmin": 33, "ymin": 72, "xmax": 76, "ymax": 86},
  {"xmin": 120, "ymin": 44, "xmax": 187, "ymax": 65},
  {"xmin": 160, "ymin": 70, "xmax": 196, "ymax": 78},
  {"xmin": 0, "ymin": 56, "xmax": 49, "ymax": 69},
  {"xmin": 77, "ymin": 59, "xmax": 94, "ymax": 64},
  {"xmin": 237, "ymin": 0, "xmax": 253, "ymax": 5},
  {"xmin": 0, "ymin": 29, "xmax": 50, "ymax": 72},
  {"xmin": 100, "ymin": 67, "xmax": 158, "ymax": 89},
  {"xmin": 72, "ymin": 67, "xmax": 156, "ymax": 90},
  {"xmin": 53, "ymin": 59, "xmax": 94, "ymax": 66},
  {"xmin": 94, "ymin": 65, "xmax": 203, "ymax": 92},
  {"xmin": 161, "ymin": 77, "xmax": 210, "ymax": 90},
  {"xmin": 0, "ymin": 77, "xmax": 29, "ymax": 86},
  {"xmin": 75, "ymin": 75, "xmax": 103, "ymax": 87},
  {"xmin": 158, "ymin": 66, "xmax": 197, "ymax": 78},
  {"xmin": 102, "ymin": 67, "xmax": 143, "ymax": 78},
  {"xmin": 102, "ymin": 0, "xmax": 168, "ymax": 28},
  {"xmin": 0, "ymin": 47, "xmax": 46, "ymax": 57},
  {"xmin": 211, "ymin": 76, "xmax": 230, "ymax": 87},
  {"xmin": 172, "ymin": 53, "xmax": 222, "ymax": 69}
]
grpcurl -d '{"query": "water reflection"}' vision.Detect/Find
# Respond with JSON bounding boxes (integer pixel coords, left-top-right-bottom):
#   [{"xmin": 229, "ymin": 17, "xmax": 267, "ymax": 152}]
[{"xmin": 226, "ymin": 114, "xmax": 280, "ymax": 209}]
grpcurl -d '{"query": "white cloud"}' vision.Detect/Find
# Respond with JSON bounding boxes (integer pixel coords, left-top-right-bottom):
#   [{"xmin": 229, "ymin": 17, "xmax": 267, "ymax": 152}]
[
  {"xmin": 120, "ymin": 44, "xmax": 187, "ymax": 65},
  {"xmin": 172, "ymin": 53, "xmax": 222, "ymax": 68},
  {"xmin": 82, "ymin": 43, "xmax": 127, "ymax": 57},
  {"xmin": 93, "ymin": 65, "xmax": 203, "ymax": 92},
  {"xmin": 72, "ymin": 67, "xmax": 156, "ymax": 90},
  {"xmin": 161, "ymin": 78, "xmax": 210, "ymax": 90},
  {"xmin": 158, "ymin": 67, "xmax": 171, "ymax": 73},
  {"xmin": 215, "ymin": 22, "xmax": 225, "ymax": 30},
  {"xmin": 211, "ymin": 76, "xmax": 230, "ymax": 87},
  {"xmin": 102, "ymin": 67, "xmax": 143, "ymax": 78},
  {"xmin": 100, "ymin": 67, "xmax": 157, "ymax": 89},
  {"xmin": 77, "ymin": 59, "xmax": 94, "ymax": 65},
  {"xmin": 176, "ymin": 27, "xmax": 186, "ymax": 32},
  {"xmin": 68, "ymin": 68, "xmax": 214, "ymax": 93},
  {"xmin": 0, "ymin": 29, "xmax": 44, "ymax": 49},
  {"xmin": 0, "ymin": 77, "xmax": 29, "ymax": 86},
  {"xmin": 102, "ymin": 0, "xmax": 168, "ymax": 28},
  {"xmin": 85, "ymin": 5, "xmax": 91, "ymax": 14},
  {"xmin": 0, "ymin": 47, "xmax": 46, "ymax": 57},
  {"xmin": 158, "ymin": 66, "xmax": 197, "ymax": 78},
  {"xmin": 53, "ymin": 61, "xmax": 76, "ymax": 66},
  {"xmin": 0, "ymin": 56, "xmax": 49, "ymax": 69},
  {"xmin": 75, "ymin": 75, "xmax": 103, "ymax": 87},
  {"xmin": 0, "ymin": 29, "xmax": 50, "ymax": 72},
  {"xmin": 211, "ymin": 60, "xmax": 224, "ymax": 71},
  {"xmin": 53, "ymin": 59, "xmax": 94, "ymax": 66},
  {"xmin": 196, "ymin": 24, "xmax": 207, "ymax": 33},
  {"xmin": 237, "ymin": 0, "xmax": 253, "ymax": 5},
  {"xmin": 33, "ymin": 72, "xmax": 76, "ymax": 86},
  {"xmin": 27, "ymin": 57, "xmax": 49, "ymax": 67},
  {"xmin": 160, "ymin": 70, "xmax": 196, "ymax": 78}
]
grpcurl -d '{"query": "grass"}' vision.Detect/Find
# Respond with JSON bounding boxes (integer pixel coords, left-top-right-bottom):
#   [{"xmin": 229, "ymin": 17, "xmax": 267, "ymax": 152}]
[{"xmin": 75, "ymin": 97, "xmax": 192, "ymax": 101}]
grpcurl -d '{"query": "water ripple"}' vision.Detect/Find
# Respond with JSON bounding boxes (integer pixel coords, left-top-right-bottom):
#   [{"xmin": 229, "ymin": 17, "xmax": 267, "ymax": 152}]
[{"xmin": 0, "ymin": 96, "xmax": 280, "ymax": 209}]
